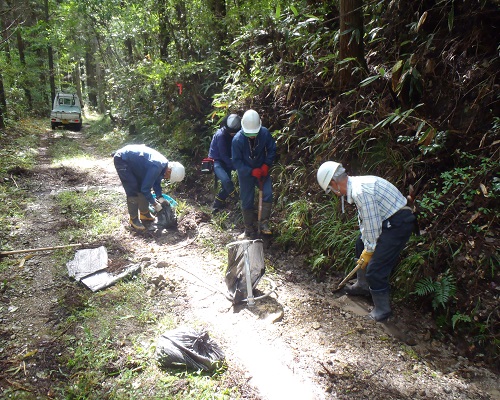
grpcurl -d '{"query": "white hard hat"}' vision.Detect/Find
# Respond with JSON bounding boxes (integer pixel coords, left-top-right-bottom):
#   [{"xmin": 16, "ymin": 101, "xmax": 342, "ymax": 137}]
[
  {"xmin": 241, "ymin": 109, "xmax": 261, "ymax": 136},
  {"xmin": 317, "ymin": 161, "xmax": 344, "ymax": 193},
  {"xmin": 168, "ymin": 161, "xmax": 185, "ymax": 182}
]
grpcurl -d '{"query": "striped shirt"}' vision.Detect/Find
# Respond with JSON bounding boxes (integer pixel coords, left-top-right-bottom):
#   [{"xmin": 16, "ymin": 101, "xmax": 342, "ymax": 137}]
[{"xmin": 346, "ymin": 176, "xmax": 407, "ymax": 252}]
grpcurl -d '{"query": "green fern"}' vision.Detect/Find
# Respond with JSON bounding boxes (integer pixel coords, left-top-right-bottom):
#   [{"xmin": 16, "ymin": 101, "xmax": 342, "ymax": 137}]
[
  {"xmin": 452, "ymin": 313, "xmax": 471, "ymax": 330},
  {"xmin": 413, "ymin": 271, "xmax": 456, "ymax": 310},
  {"xmin": 413, "ymin": 276, "xmax": 436, "ymax": 296}
]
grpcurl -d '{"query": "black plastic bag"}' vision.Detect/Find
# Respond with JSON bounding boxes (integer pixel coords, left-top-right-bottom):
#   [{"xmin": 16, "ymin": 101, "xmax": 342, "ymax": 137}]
[
  {"xmin": 156, "ymin": 327, "xmax": 225, "ymax": 371},
  {"xmin": 156, "ymin": 202, "xmax": 177, "ymax": 229},
  {"xmin": 225, "ymin": 239, "xmax": 265, "ymax": 304}
]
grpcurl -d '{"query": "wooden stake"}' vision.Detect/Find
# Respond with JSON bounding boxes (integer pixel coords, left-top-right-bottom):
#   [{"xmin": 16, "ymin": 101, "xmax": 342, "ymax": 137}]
[{"xmin": 0, "ymin": 243, "xmax": 83, "ymax": 256}]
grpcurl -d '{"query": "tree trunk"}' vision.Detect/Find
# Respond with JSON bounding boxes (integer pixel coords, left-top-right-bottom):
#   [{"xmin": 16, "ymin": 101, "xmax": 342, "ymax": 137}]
[
  {"xmin": 207, "ymin": 0, "xmax": 226, "ymax": 47},
  {"xmin": 16, "ymin": 29, "xmax": 33, "ymax": 110},
  {"xmin": 73, "ymin": 60, "xmax": 83, "ymax": 111},
  {"xmin": 0, "ymin": 72, "xmax": 6, "ymax": 128},
  {"xmin": 158, "ymin": 0, "xmax": 170, "ymax": 60},
  {"xmin": 85, "ymin": 45, "xmax": 98, "ymax": 108},
  {"xmin": 339, "ymin": 0, "xmax": 367, "ymax": 89},
  {"xmin": 44, "ymin": 0, "xmax": 55, "ymax": 106},
  {"xmin": 0, "ymin": 0, "xmax": 11, "ymax": 63},
  {"xmin": 96, "ymin": 57, "xmax": 106, "ymax": 114},
  {"xmin": 124, "ymin": 37, "xmax": 133, "ymax": 63}
]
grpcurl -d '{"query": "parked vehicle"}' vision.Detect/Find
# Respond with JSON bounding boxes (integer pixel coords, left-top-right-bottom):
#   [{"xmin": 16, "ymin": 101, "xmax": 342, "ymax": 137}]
[{"xmin": 50, "ymin": 92, "xmax": 82, "ymax": 131}]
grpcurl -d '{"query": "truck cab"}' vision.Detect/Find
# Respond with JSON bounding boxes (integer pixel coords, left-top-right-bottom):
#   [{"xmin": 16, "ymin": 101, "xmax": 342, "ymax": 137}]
[{"xmin": 50, "ymin": 93, "xmax": 82, "ymax": 131}]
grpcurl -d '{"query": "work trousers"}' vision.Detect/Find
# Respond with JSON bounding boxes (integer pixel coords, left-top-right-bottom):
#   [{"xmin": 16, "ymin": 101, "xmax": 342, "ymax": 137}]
[
  {"xmin": 237, "ymin": 173, "xmax": 272, "ymax": 210},
  {"xmin": 114, "ymin": 156, "xmax": 142, "ymax": 197},
  {"xmin": 214, "ymin": 161, "xmax": 235, "ymax": 201},
  {"xmin": 357, "ymin": 209, "xmax": 415, "ymax": 291}
]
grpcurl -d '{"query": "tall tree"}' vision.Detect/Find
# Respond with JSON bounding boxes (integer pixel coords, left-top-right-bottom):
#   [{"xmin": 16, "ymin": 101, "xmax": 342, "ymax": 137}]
[
  {"xmin": 339, "ymin": 0, "xmax": 367, "ymax": 89},
  {"xmin": 207, "ymin": 0, "xmax": 226, "ymax": 47},
  {"xmin": 44, "ymin": 0, "xmax": 55, "ymax": 105},
  {"xmin": 158, "ymin": 0, "xmax": 170, "ymax": 60},
  {"xmin": 0, "ymin": 72, "xmax": 5, "ymax": 128},
  {"xmin": 15, "ymin": 28, "xmax": 33, "ymax": 109}
]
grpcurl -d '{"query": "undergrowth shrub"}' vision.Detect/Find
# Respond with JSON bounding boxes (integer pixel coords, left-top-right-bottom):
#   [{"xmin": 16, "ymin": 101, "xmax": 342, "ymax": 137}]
[
  {"xmin": 412, "ymin": 270, "xmax": 457, "ymax": 310},
  {"xmin": 276, "ymin": 196, "xmax": 359, "ymax": 277}
]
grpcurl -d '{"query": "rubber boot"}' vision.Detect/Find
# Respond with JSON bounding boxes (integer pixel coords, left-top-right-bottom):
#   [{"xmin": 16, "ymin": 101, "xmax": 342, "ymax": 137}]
[
  {"xmin": 238, "ymin": 209, "xmax": 256, "ymax": 239},
  {"xmin": 211, "ymin": 196, "xmax": 226, "ymax": 214},
  {"xmin": 127, "ymin": 196, "xmax": 145, "ymax": 231},
  {"xmin": 259, "ymin": 202, "xmax": 272, "ymax": 235},
  {"xmin": 228, "ymin": 189, "xmax": 239, "ymax": 203},
  {"xmin": 138, "ymin": 194, "xmax": 155, "ymax": 221},
  {"xmin": 369, "ymin": 288, "xmax": 393, "ymax": 321},
  {"xmin": 345, "ymin": 268, "xmax": 370, "ymax": 297}
]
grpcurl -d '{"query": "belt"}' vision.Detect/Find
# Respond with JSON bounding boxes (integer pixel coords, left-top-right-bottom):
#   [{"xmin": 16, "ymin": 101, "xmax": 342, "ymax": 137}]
[{"xmin": 387, "ymin": 206, "xmax": 413, "ymax": 220}]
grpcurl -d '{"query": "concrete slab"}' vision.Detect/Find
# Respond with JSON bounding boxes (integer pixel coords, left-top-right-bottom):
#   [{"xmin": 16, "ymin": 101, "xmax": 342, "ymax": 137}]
[{"xmin": 66, "ymin": 246, "xmax": 141, "ymax": 292}]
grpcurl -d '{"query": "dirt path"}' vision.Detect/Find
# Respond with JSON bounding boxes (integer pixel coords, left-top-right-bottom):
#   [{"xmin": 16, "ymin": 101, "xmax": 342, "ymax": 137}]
[{"xmin": 1, "ymin": 128, "xmax": 499, "ymax": 399}]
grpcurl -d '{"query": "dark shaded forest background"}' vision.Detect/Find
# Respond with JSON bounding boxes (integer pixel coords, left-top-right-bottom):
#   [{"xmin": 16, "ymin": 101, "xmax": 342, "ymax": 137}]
[{"xmin": 0, "ymin": 0, "xmax": 498, "ymax": 369}]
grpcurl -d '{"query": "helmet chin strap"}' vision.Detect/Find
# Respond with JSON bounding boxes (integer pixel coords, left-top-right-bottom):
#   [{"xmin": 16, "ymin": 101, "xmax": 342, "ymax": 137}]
[
  {"xmin": 328, "ymin": 185, "xmax": 340, "ymax": 195},
  {"xmin": 328, "ymin": 186, "xmax": 345, "ymax": 213}
]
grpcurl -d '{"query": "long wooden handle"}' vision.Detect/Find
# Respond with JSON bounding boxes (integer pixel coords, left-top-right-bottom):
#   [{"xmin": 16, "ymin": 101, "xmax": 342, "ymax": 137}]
[
  {"xmin": 257, "ymin": 189, "xmax": 263, "ymax": 235},
  {"xmin": 0, "ymin": 243, "xmax": 83, "ymax": 256},
  {"xmin": 336, "ymin": 263, "xmax": 361, "ymax": 289}
]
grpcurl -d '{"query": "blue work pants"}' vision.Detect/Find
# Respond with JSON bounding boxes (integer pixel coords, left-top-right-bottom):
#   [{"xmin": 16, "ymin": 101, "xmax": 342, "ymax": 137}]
[
  {"xmin": 214, "ymin": 161, "xmax": 235, "ymax": 201},
  {"xmin": 357, "ymin": 209, "xmax": 415, "ymax": 291},
  {"xmin": 114, "ymin": 156, "xmax": 141, "ymax": 197},
  {"xmin": 238, "ymin": 173, "xmax": 272, "ymax": 210}
]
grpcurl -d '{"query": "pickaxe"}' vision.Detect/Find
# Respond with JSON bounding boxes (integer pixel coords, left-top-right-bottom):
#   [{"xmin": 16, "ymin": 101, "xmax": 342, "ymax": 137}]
[
  {"xmin": 257, "ymin": 178, "xmax": 263, "ymax": 236},
  {"xmin": 333, "ymin": 262, "xmax": 362, "ymax": 292}
]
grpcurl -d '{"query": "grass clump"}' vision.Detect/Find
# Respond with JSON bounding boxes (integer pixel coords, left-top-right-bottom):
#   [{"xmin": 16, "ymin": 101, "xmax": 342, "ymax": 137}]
[
  {"xmin": 55, "ymin": 189, "xmax": 122, "ymax": 242},
  {"xmin": 84, "ymin": 113, "xmax": 129, "ymax": 157},
  {"xmin": 55, "ymin": 278, "xmax": 237, "ymax": 399},
  {"xmin": 277, "ymin": 196, "xmax": 359, "ymax": 277},
  {"xmin": 0, "ymin": 121, "xmax": 42, "ymax": 250}
]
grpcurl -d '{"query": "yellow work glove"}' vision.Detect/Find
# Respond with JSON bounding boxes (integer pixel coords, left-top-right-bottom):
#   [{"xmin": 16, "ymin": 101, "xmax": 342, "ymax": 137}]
[{"xmin": 356, "ymin": 249, "xmax": 374, "ymax": 270}]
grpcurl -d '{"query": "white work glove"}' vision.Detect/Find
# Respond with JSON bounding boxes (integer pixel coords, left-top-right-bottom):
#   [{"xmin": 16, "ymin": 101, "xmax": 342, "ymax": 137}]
[
  {"xmin": 158, "ymin": 196, "xmax": 167, "ymax": 204},
  {"xmin": 153, "ymin": 202, "xmax": 163, "ymax": 213}
]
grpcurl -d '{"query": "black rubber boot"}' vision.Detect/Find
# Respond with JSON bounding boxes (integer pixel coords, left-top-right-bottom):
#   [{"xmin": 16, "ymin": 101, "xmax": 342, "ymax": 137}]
[
  {"xmin": 345, "ymin": 268, "xmax": 370, "ymax": 297},
  {"xmin": 227, "ymin": 189, "xmax": 239, "ymax": 203},
  {"xmin": 211, "ymin": 196, "xmax": 226, "ymax": 214},
  {"xmin": 138, "ymin": 194, "xmax": 155, "ymax": 221},
  {"xmin": 369, "ymin": 288, "xmax": 393, "ymax": 321},
  {"xmin": 238, "ymin": 209, "xmax": 256, "ymax": 239},
  {"xmin": 129, "ymin": 217, "xmax": 146, "ymax": 231},
  {"xmin": 140, "ymin": 211, "xmax": 156, "ymax": 222},
  {"xmin": 127, "ymin": 197, "xmax": 146, "ymax": 231},
  {"xmin": 259, "ymin": 202, "xmax": 272, "ymax": 235}
]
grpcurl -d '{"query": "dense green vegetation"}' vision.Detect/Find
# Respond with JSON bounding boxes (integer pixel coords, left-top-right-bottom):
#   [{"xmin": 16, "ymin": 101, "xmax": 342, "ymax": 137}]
[{"xmin": 0, "ymin": 0, "xmax": 498, "ymax": 369}]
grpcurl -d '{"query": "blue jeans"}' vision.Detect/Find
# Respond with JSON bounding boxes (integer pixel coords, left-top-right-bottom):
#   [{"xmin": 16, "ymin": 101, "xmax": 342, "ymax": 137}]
[
  {"xmin": 357, "ymin": 209, "xmax": 415, "ymax": 291},
  {"xmin": 214, "ymin": 161, "xmax": 235, "ymax": 201},
  {"xmin": 238, "ymin": 172, "xmax": 272, "ymax": 210}
]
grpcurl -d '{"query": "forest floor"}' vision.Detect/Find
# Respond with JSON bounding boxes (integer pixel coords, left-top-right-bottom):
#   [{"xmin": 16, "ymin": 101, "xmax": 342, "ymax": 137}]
[{"xmin": 0, "ymin": 125, "xmax": 499, "ymax": 399}]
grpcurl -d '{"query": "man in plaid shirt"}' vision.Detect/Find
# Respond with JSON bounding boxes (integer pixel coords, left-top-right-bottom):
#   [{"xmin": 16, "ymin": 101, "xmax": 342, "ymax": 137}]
[{"xmin": 317, "ymin": 161, "xmax": 416, "ymax": 321}]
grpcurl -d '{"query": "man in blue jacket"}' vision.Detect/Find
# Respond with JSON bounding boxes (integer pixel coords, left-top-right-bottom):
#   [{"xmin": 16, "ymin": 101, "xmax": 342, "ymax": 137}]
[
  {"xmin": 208, "ymin": 114, "xmax": 241, "ymax": 213},
  {"xmin": 232, "ymin": 109, "xmax": 276, "ymax": 238},
  {"xmin": 113, "ymin": 144, "xmax": 185, "ymax": 231}
]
